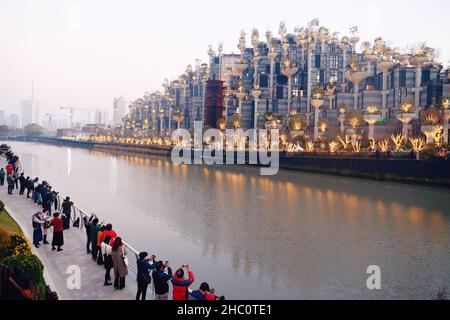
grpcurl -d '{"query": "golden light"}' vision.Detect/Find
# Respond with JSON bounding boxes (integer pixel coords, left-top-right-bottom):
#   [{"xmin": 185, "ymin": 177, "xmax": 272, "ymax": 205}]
[
  {"xmin": 348, "ymin": 117, "xmax": 360, "ymax": 129},
  {"xmin": 433, "ymin": 126, "xmax": 444, "ymax": 145},
  {"xmin": 400, "ymin": 101, "xmax": 414, "ymax": 113},
  {"xmin": 306, "ymin": 141, "xmax": 315, "ymax": 152},
  {"xmin": 409, "ymin": 137, "xmax": 426, "ymax": 153},
  {"xmin": 329, "ymin": 141, "xmax": 340, "ymax": 153},
  {"xmin": 443, "ymin": 98, "xmax": 450, "ymax": 110},
  {"xmin": 352, "ymin": 141, "xmax": 361, "ymax": 153},
  {"xmin": 424, "ymin": 114, "xmax": 439, "ymax": 125},
  {"xmin": 391, "ymin": 134, "xmax": 404, "ymax": 151},
  {"xmin": 338, "ymin": 135, "xmax": 351, "ymax": 149},
  {"xmin": 369, "ymin": 139, "xmax": 377, "ymax": 151},
  {"xmin": 378, "ymin": 139, "xmax": 390, "ymax": 152},
  {"xmin": 319, "ymin": 121, "xmax": 328, "ymax": 133},
  {"xmin": 366, "ymin": 106, "xmax": 379, "ymax": 115}
]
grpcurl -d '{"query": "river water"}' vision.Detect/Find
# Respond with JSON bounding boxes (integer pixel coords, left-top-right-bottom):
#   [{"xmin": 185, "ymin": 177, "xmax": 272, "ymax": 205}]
[{"xmin": 6, "ymin": 141, "xmax": 450, "ymax": 299}]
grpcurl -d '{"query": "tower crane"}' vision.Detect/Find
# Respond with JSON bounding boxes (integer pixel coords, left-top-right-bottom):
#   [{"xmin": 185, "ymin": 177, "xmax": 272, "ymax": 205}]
[
  {"xmin": 60, "ymin": 106, "xmax": 93, "ymax": 129},
  {"xmin": 45, "ymin": 112, "xmax": 56, "ymax": 130}
]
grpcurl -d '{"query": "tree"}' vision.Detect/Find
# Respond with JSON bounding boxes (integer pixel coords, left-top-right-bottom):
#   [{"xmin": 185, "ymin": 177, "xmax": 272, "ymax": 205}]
[
  {"xmin": 0, "ymin": 125, "xmax": 8, "ymax": 136},
  {"xmin": 23, "ymin": 124, "xmax": 44, "ymax": 136}
]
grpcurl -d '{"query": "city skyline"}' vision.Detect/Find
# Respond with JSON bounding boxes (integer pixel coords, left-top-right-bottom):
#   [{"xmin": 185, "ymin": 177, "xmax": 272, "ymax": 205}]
[{"xmin": 0, "ymin": 0, "xmax": 449, "ymax": 119}]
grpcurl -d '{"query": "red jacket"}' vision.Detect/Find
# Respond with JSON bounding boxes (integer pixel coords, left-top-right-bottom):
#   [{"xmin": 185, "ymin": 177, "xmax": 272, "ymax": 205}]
[
  {"xmin": 6, "ymin": 165, "xmax": 13, "ymax": 174},
  {"xmin": 171, "ymin": 270, "xmax": 195, "ymax": 301},
  {"xmin": 51, "ymin": 218, "xmax": 64, "ymax": 233}
]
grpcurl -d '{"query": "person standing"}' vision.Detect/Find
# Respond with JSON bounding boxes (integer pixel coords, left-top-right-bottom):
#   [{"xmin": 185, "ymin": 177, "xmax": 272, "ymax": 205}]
[
  {"xmin": 171, "ymin": 265, "xmax": 195, "ymax": 301},
  {"xmin": 111, "ymin": 237, "xmax": 128, "ymax": 290},
  {"xmin": 50, "ymin": 212, "xmax": 64, "ymax": 252},
  {"xmin": 7, "ymin": 174, "xmax": 15, "ymax": 195},
  {"xmin": 19, "ymin": 173, "xmax": 27, "ymax": 195},
  {"xmin": 5, "ymin": 164, "xmax": 13, "ymax": 175},
  {"xmin": 33, "ymin": 178, "xmax": 42, "ymax": 204},
  {"xmin": 101, "ymin": 236, "xmax": 113, "ymax": 286},
  {"xmin": 42, "ymin": 188, "xmax": 53, "ymax": 215},
  {"xmin": 0, "ymin": 168, "xmax": 6, "ymax": 186},
  {"xmin": 152, "ymin": 261, "xmax": 173, "ymax": 300},
  {"xmin": 136, "ymin": 252, "xmax": 156, "ymax": 300},
  {"xmin": 90, "ymin": 218, "xmax": 100, "ymax": 261},
  {"xmin": 13, "ymin": 170, "xmax": 19, "ymax": 189},
  {"xmin": 26, "ymin": 177, "xmax": 33, "ymax": 199},
  {"xmin": 32, "ymin": 212, "xmax": 46, "ymax": 248},
  {"xmin": 42, "ymin": 209, "xmax": 51, "ymax": 245},
  {"xmin": 61, "ymin": 197, "xmax": 73, "ymax": 229},
  {"xmin": 96, "ymin": 226, "xmax": 106, "ymax": 265},
  {"xmin": 83, "ymin": 216, "xmax": 94, "ymax": 254}
]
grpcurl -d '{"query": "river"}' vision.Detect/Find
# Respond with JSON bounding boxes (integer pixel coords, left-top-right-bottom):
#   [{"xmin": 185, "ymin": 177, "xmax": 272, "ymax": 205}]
[{"xmin": 5, "ymin": 141, "xmax": 450, "ymax": 299}]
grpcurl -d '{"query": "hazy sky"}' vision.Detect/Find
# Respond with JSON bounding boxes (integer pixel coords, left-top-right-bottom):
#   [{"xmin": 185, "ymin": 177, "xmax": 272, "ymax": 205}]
[{"xmin": 1, "ymin": 0, "xmax": 449, "ymax": 121}]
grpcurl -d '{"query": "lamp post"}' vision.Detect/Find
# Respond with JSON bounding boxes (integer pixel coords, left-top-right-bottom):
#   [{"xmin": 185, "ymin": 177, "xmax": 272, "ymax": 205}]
[
  {"xmin": 340, "ymin": 36, "xmax": 350, "ymax": 92},
  {"xmin": 236, "ymin": 84, "xmax": 246, "ymax": 115},
  {"xmin": 282, "ymin": 59, "xmax": 299, "ymax": 116},
  {"xmin": 363, "ymin": 106, "xmax": 381, "ymax": 140},
  {"xmin": 345, "ymin": 59, "xmax": 368, "ymax": 110},
  {"xmin": 326, "ymin": 81, "xmax": 336, "ymax": 110},
  {"xmin": 158, "ymin": 109, "xmax": 165, "ymax": 135},
  {"xmin": 311, "ymin": 89, "xmax": 324, "ymax": 141},
  {"xmin": 338, "ymin": 106, "xmax": 346, "ymax": 133},
  {"xmin": 396, "ymin": 101, "xmax": 416, "ymax": 140},
  {"xmin": 442, "ymin": 98, "xmax": 450, "ymax": 144},
  {"xmin": 267, "ymin": 43, "xmax": 277, "ymax": 103},
  {"xmin": 173, "ymin": 109, "xmax": 185, "ymax": 129},
  {"xmin": 252, "ymin": 85, "xmax": 262, "ymax": 129},
  {"xmin": 410, "ymin": 46, "xmax": 431, "ymax": 117}
]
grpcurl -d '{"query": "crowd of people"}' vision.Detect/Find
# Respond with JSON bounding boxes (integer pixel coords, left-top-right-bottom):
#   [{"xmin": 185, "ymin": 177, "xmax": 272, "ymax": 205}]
[{"xmin": 1, "ymin": 143, "xmax": 225, "ymax": 301}]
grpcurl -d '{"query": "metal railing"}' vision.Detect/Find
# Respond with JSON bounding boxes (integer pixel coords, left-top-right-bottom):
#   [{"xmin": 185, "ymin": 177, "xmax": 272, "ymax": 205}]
[{"xmin": 54, "ymin": 194, "xmax": 140, "ymax": 276}]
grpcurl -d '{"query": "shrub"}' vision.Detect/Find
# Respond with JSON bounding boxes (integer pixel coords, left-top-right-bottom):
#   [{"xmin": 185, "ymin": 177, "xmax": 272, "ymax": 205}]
[
  {"xmin": 8, "ymin": 233, "xmax": 31, "ymax": 256},
  {"xmin": 0, "ymin": 200, "xmax": 4, "ymax": 213},
  {"xmin": 0, "ymin": 227, "xmax": 11, "ymax": 260},
  {"xmin": 1, "ymin": 253, "xmax": 44, "ymax": 283}
]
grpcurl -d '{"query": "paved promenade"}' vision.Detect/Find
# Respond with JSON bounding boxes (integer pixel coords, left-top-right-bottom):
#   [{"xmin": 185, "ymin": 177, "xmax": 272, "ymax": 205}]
[{"xmin": 0, "ymin": 183, "xmax": 138, "ymax": 300}]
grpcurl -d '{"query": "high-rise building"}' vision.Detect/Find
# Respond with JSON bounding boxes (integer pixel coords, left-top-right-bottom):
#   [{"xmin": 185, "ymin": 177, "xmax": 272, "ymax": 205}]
[
  {"xmin": 20, "ymin": 79, "xmax": 41, "ymax": 127},
  {"xmin": 8, "ymin": 114, "xmax": 19, "ymax": 128},
  {"xmin": 113, "ymin": 96, "xmax": 126, "ymax": 127},
  {"xmin": 0, "ymin": 111, "xmax": 5, "ymax": 125},
  {"xmin": 95, "ymin": 109, "xmax": 109, "ymax": 126}
]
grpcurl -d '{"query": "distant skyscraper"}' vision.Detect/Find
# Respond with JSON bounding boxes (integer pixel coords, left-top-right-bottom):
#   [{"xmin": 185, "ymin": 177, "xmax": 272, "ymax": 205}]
[
  {"xmin": 113, "ymin": 96, "xmax": 126, "ymax": 127},
  {"xmin": 95, "ymin": 108, "xmax": 109, "ymax": 126},
  {"xmin": 20, "ymin": 79, "xmax": 41, "ymax": 127},
  {"xmin": 0, "ymin": 111, "xmax": 5, "ymax": 125},
  {"xmin": 8, "ymin": 114, "xmax": 19, "ymax": 128}
]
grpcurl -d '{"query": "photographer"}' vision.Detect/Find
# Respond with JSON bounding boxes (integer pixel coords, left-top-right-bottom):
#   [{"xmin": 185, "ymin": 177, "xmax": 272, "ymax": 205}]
[
  {"xmin": 152, "ymin": 260, "xmax": 172, "ymax": 300},
  {"xmin": 136, "ymin": 252, "xmax": 156, "ymax": 300},
  {"xmin": 171, "ymin": 264, "xmax": 195, "ymax": 301}
]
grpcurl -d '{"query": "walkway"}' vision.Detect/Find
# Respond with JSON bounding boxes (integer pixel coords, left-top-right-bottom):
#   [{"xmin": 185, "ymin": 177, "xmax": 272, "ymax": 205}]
[{"xmin": 0, "ymin": 180, "xmax": 138, "ymax": 300}]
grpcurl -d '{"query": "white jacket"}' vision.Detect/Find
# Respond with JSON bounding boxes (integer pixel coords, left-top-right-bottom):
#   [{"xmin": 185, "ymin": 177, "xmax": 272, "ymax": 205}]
[{"xmin": 101, "ymin": 242, "xmax": 112, "ymax": 256}]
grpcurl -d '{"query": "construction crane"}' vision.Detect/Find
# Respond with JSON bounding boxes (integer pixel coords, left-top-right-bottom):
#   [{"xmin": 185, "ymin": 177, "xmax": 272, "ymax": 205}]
[
  {"xmin": 60, "ymin": 106, "xmax": 93, "ymax": 129},
  {"xmin": 45, "ymin": 112, "xmax": 56, "ymax": 130}
]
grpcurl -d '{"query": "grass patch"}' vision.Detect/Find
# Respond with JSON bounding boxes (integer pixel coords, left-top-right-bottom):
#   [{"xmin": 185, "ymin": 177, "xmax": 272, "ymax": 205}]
[{"xmin": 0, "ymin": 209, "xmax": 22, "ymax": 235}]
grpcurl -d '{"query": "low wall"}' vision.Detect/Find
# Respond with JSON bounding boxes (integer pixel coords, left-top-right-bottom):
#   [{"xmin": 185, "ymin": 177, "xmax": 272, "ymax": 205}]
[{"xmin": 279, "ymin": 156, "xmax": 450, "ymax": 185}]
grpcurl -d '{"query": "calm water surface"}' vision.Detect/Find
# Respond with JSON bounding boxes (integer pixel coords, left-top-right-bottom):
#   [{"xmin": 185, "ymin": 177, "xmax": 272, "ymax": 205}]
[{"xmin": 7, "ymin": 141, "xmax": 450, "ymax": 299}]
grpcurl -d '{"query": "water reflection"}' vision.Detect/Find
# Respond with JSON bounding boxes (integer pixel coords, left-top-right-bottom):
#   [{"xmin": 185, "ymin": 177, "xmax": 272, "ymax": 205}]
[{"xmin": 10, "ymin": 142, "xmax": 450, "ymax": 299}]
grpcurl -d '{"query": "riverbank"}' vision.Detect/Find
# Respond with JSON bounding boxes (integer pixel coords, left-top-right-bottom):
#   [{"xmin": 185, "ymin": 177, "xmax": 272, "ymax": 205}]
[
  {"xmin": 0, "ymin": 203, "xmax": 54, "ymax": 299},
  {"xmin": 4, "ymin": 136, "xmax": 450, "ymax": 188},
  {"xmin": 0, "ymin": 183, "xmax": 137, "ymax": 300}
]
